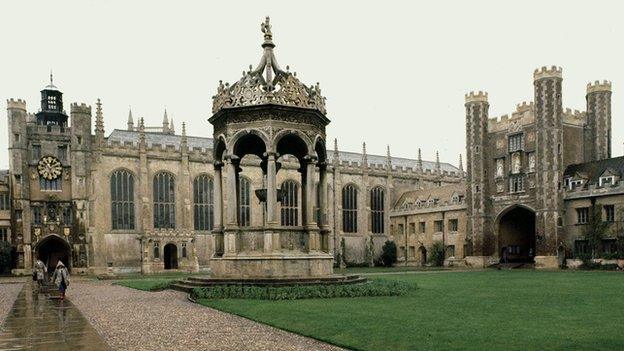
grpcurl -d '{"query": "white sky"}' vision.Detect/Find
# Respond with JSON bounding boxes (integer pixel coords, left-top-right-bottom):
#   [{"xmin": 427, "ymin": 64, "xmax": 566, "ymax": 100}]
[{"xmin": 1, "ymin": 0, "xmax": 623, "ymax": 169}]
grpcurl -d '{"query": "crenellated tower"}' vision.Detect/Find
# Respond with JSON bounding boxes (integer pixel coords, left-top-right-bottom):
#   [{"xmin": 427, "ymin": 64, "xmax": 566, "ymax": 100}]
[
  {"xmin": 464, "ymin": 91, "xmax": 491, "ymax": 260},
  {"xmin": 533, "ymin": 66, "xmax": 564, "ymax": 262},
  {"xmin": 585, "ymin": 80, "xmax": 612, "ymax": 161}
]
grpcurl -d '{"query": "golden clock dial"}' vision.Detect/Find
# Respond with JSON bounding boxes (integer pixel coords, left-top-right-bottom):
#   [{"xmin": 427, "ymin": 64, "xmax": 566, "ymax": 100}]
[{"xmin": 37, "ymin": 156, "xmax": 63, "ymax": 180}]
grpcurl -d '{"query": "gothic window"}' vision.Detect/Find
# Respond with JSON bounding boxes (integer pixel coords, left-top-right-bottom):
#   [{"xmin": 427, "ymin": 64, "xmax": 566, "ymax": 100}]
[
  {"xmin": 39, "ymin": 177, "xmax": 61, "ymax": 191},
  {"xmin": 370, "ymin": 186, "xmax": 385, "ymax": 234},
  {"xmin": 153, "ymin": 172, "xmax": 175, "ymax": 229},
  {"xmin": 238, "ymin": 177, "xmax": 251, "ymax": 227},
  {"xmin": 509, "ymin": 175, "xmax": 525, "ymax": 193},
  {"xmin": 0, "ymin": 193, "xmax": 8, "ymax": 210},
  {"xmin": 193, "ymin": 175, "xmax": 214, "ymax": 231},
  {"xmin": 280, "ymin": 180, "xmax": 299, "ymax": 226},
  {"xmin": 342, "ymin": 184, "xmax": 357, "ymax": 233},
  {"xmin": 32, "ymin": 206, "xmax": 42, "ymax": 225},
  {"xmin": 111, "ymin": 170, "xmax": 135, "ymax": 230},
  {"xmin": 419, "ymin": 221, "xmax": 426, "ymax": 234},
  {"xmin": 0, "ymin": 228, "xmax": 7, "ymax": 242},
  {"xmin": 508, "ymin": 133, "xmax": 524, "ymax": 152},
  {"xmin": 61, "ymin": 206, "xmax": 72, "ymax": 225},
  {"xmin": 182, "ymin": 242, "xmax": 187, "ymax": 258}
]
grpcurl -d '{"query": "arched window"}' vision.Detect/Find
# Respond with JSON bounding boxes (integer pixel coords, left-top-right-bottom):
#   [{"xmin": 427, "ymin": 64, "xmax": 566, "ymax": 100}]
[
  {"xmin": 111, "ymin": 169, "xmax": 135, "ymax": 230},
  {"xmin": 238, "ymin": 177, "xmax": 251, "ymax": 227},
  {"xmin": 193, "ymin": 175, "xmax": 214, "ymax": 231},
  {"xmin": 342, "ymin": 184, "xmax": 358, "ymax": 233},
  {"xmin": 153, "ymin": 172, "xmax": 175, "ymax": 229},
  {"xmin": 280, "ymin": 180, "xmax": 299, "ymax": 226},
  {"xmin": 371, "ymin": 186, "xmax": 385, "ymax": 234}
]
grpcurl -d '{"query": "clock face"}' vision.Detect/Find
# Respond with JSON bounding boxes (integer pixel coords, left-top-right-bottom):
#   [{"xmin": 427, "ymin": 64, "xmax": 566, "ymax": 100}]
[{"xmin": 37, "ymin": 156, "xmax": 63, "ymax": 180}]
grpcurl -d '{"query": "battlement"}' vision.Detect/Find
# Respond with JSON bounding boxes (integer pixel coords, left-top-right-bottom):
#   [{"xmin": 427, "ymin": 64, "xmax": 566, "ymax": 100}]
[
  {"xmin": 7, "ymin": 98, "xmax": 26, "ymax": 110},
  {"xmin": 70, "ymin": 102, "xmax": 92, "ymax": 114},
  {"xmin": 533, "ymin": 65, "xmax": 562, "ymax": 80},
  {"xmin": 515, "ymin": 101, "xmax": 534, "ymax": 113},
  {"xmin": 563, "ymin": 108, "xmax": 586, "ymax": 126},
  {"xmin": 586, "ymin": 80, "xmax": 612, "ymax": 94},
  {"xmin": 465, "ymin": 91, "xmax": 488, "ymax": 103}
]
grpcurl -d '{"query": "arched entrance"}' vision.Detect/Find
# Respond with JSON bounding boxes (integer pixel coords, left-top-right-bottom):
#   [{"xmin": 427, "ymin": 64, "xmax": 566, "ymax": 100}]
[
  {"xmin": 36, "ymin": 235, "xmax": 71, "ymax": 273},
  {"xmin": 163, "ymin": 243, "xmax": 178, "ymax": 270},
  {"xmin": 498, "ymin": 206, "xmax": 536, "ymax": 263}
]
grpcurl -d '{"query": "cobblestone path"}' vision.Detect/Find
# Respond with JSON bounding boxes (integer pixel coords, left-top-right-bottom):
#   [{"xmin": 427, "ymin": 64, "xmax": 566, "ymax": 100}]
[{"xmin": 0, "ymin": 282, "xmax": 109, "ymax": 350}]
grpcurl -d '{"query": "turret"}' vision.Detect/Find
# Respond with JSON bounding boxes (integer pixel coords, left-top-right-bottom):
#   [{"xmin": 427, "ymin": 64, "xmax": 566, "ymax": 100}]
[
  {"xmin": 464, "ymin": 90, "xmax": 490, "ymax": 256},
  {"xmin": 533, "ymin": 65, "xmax": 563, "ymax": 256},
  {"xmin": 7, "ymin": 99, "xmax": 28, "ymax": 195},
  {"xmin": 585, "ymin": 80, "xmax": 612, "ymax": 161}
]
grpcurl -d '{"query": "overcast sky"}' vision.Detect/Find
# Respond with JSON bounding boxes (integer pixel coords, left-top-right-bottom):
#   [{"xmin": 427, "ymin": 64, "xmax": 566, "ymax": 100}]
[{"xmin": 1, "ymin": 0, "xmax": 623, "ymax": 169}]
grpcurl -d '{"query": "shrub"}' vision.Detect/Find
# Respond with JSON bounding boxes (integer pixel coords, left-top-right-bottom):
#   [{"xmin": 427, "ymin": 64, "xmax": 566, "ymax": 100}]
[
  {"xmin": 380, "ymin": 241, "xmax": 397, "ymax": 267},
  {"xmin": 0, "ymin": 241, "xmax": 13, "ymax": 274},
  {"xmin": 428, "ymin": 241, "xmax": 445, "ymax": 267},
  {"xmin": 191, "ymin": 279, "xmax": 416, "ymax": 301}
]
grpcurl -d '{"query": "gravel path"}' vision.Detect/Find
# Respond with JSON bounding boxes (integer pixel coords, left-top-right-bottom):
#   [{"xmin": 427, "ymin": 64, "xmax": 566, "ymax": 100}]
[
  {"xmin": 0, "ymin": 282, "xmax": 24, "ymax": 330},
  {"xmin": 71, "ymin": 280, "xmax": 345, "ymax": 351}
]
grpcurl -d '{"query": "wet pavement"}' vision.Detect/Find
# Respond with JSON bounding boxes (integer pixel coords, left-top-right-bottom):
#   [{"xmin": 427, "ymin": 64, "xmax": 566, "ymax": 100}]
[{"xmin": 0, "ymin": 283, "xmax": 109, "ymax": 351}]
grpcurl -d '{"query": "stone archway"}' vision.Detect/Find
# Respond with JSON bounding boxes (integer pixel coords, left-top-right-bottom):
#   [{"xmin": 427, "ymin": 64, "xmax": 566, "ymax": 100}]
[
  {"xmin": 35, "ymin": 235, "xmax": 71, "ymax": 273},
  {"xmin": 163, "ymin": 243, "xmax": 178, "ymax": 270},
  {"xmin": 497, "ymin": 206, "xmax": 536, "ymax": 263}
]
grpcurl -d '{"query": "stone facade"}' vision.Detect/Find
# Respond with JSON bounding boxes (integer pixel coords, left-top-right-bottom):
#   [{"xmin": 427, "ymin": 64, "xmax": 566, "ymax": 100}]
[
  {"xmin": 390, "ymin": 182, "xmax": 467, "ymax": 267},
  {"xmin": 465, "ymin": 67, "xmax": 616, "ymax": 268}
]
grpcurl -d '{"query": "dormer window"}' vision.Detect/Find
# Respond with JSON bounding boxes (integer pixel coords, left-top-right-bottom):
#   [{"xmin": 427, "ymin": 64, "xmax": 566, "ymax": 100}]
[
  {"xmin": 508, "ymin": 133, "xmax": 524, "ymax": 152},
  {"xmin": 569, "ymin": 179, "xmax": 583, "ymax": 190},
  {"xmin": 599, "ymin": 176, "xmax": 615, "ymax": 187}
]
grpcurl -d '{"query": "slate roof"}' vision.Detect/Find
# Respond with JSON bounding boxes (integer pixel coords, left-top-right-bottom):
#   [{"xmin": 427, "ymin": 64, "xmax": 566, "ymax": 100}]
[
  {"xmin": 563, "ymin": 156, "xmax": 624, "ymax": 184},
  {"xmin": 395, "ymin": 182, "xmax": 466, "ymax": 208},
  {"xmin": 106, "ymin": 130, "xmax": 460, "ymax": 173}
]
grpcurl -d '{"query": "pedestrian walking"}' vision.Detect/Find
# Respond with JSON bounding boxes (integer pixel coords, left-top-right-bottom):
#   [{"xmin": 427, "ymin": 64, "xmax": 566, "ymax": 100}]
[
  {"xmin": 33, "ymin": 259, "xmax": 47, "ymax": 291},
  {"xmin": 52, "ymin": 261, "xmax": 70, "ymax": 300}
]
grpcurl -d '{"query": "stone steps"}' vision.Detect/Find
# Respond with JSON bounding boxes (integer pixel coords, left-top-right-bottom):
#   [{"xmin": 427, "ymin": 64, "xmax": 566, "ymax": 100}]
[{"xmin": 170, "ymin": 274, "xmax": 367, "ymax": 293}]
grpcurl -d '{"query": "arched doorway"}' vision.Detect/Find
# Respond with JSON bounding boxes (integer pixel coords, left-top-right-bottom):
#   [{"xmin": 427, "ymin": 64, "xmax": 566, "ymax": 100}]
[
  {"xmin": 498, "ymin": 206, "xmax": 536, "ymax": 263},
  {"xmin": 36, "ymin": 235, "xmax": 71, "ymax": 273},
  {"xmin": 419, "ymin": 246, "xmax": 427, "ymax": 266},
  {"xmin": 163, "ymin": 243, "xmax": 178, "ymax": 270}
]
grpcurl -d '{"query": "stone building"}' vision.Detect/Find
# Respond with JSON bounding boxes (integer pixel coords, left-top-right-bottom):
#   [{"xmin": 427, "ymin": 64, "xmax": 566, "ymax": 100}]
[
  {"xmin": 562, "ymin": 156, "xmax": 624, "ymax": 260},
  {"xmin": 0, "ymin": 170, "xmax": 10, "ymax": 244},
  {"xmin": 4, "ymin": 19, "xmax": 463, "ymax": 274},
  {"xmin": 464, "ymin": 67, "xmax": 616, "ymax": 268},
  {"xmin": 390, "ymin": 182, "xmax": 467, "ymax": 266}
]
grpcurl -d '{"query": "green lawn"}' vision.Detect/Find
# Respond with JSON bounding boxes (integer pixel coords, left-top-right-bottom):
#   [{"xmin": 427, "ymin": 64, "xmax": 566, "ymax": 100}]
[
  {"xmin": 115, "ymin": 278, "xmax": 176, "ymax": 291},
  {"xmin": 335, "ymin": 266, "xmax": 450, "ymax": 275},
  {"xmin": 198, "ymin": 271, "xmax": 624, "ymax": 351}
]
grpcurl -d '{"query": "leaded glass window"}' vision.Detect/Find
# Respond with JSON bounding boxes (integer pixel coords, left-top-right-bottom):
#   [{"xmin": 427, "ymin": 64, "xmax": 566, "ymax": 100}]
[
  {"xmin": 370, "ymin": 186, "xmax": 385, "ymax": 234},
  {"xmin": 280, "ymin": 180, "xmax": 299, "ymax": 226},
  {"xmin": 153, "ymin": 172, "xmax": 175, "ymax": 229},
  {"xmin": 111, "ymin": 170, "xmax": 135, "ymax": 230},
  {"xmin": 193, "ymin": 175, "xmax": 214, "ymax": 231},
  {"xmin": 238, "ymin": 177, "xmax": 251, "ymax": 227},
  {"xmin": 342, "ymin": 184, "xmax": 357, "ymax": 233}
]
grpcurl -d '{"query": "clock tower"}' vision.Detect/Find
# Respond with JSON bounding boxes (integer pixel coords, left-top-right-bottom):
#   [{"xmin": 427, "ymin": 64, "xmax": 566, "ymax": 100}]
[{"xmin": 7, "ymin": 75, "xmax": 92, "ymax": 273}]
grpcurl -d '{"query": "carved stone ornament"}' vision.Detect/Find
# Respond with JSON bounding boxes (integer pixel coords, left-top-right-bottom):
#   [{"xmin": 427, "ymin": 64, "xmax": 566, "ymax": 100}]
[
  {"xmin": 37, "ymin": 156, "xmax": 62, "ymax": 180},
  {"xmin": 212, "ymin": 17, "xmax": 327, "ymax": 115}
]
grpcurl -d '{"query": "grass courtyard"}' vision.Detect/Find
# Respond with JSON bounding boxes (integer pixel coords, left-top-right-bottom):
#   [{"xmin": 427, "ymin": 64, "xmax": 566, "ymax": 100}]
[{"xmin": 198, "ymin": 270, "xmax": 624, "ymax": 351}]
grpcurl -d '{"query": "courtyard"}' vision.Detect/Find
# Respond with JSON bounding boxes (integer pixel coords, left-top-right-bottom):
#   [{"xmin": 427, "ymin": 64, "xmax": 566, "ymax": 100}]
[{"xmin": 1, "ymin": 270, "xmax": 623, "ymax": 350}]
